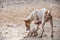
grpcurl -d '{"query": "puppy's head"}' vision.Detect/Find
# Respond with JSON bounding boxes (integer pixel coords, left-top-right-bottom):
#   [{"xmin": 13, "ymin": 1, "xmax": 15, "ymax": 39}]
[{"xmin": 24, "ymin": 19, "xmax": 31, "ymax": 31}]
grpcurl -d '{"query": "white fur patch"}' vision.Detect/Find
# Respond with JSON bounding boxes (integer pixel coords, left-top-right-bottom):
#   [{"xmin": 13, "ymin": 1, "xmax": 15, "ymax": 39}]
[{"xmin": 26, "ymin": 8, "xmax": 47, "ymax": 23}]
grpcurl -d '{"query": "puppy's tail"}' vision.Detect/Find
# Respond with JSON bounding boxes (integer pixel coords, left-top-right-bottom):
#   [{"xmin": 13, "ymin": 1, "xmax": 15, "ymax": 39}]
[{"xmin": 49, "ymin": 5, "xmax": 52, "ymax": 13}]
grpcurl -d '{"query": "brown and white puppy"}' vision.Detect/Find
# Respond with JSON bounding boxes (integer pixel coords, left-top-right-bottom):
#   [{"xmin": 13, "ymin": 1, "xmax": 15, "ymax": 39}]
[{"xmin": 24, "ymin": 7, "xmax": 53, "ymax": 37}]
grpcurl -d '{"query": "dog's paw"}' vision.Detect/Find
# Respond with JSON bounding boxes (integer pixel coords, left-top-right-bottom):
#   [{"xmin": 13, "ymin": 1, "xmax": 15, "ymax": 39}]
[
  {"xmin": 33, "ymin": 35, "xmax": 37, "ymax": 37},
  {"xmin": 38, "ymin": 35, "xmax": 43, "ymax": 38},
  {"xmin": 50, "ymin": 35, "xmax": 53, "ymax": 37}
]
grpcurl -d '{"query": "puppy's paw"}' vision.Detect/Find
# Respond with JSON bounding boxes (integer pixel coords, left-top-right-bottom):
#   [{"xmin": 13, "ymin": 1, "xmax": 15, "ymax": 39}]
[
  {"xmin": 38, "ymin": 35, "xmax": 42, "ymax": 38},
  {"xmin": 50, "ymin": 35, "xmax": 53, "ymax": 37}
]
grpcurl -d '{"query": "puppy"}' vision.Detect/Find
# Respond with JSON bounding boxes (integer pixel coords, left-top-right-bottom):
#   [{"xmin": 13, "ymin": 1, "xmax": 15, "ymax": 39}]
[{"xmin": 24, "ymin": 7, "xmax": 53, "ymax": 37}]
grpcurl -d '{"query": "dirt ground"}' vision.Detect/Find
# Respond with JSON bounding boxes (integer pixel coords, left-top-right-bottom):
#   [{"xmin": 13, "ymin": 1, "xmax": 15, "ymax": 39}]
[{"xmin": 0, "ymin": 1, "xmax": 60, "ymax": 40}]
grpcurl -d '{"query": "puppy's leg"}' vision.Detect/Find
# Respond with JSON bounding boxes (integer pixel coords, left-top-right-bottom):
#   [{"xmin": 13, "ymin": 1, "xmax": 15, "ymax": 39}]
[
  {"xmin": 50, "ymin": 16, "xmax": 53, "ymax": 37},
  {"xmin": 33, "ymin": 31, "xmax": 38, "ymax": 37},
  {"xmin": 27, "ymin": 30, "xmax": 34, "ymax": 37},
  {"xmin": 40, "ymin": 20, "xmax": 45, "ymax": 37},
  {"xmin": 33, "ymin": 22, "xmax": 40, "ymax": 37}
]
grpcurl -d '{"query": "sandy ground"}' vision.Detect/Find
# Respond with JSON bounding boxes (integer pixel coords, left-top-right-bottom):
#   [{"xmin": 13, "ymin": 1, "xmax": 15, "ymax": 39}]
[{"xmin": 0, "ymin": 1, "xmax": 60, "ymax": 40}]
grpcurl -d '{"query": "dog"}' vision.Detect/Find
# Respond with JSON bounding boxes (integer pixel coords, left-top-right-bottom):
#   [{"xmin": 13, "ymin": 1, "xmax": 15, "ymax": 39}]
[{"xmin": 24, "ymin": 6, "xmax": 53, "ymax": 37}]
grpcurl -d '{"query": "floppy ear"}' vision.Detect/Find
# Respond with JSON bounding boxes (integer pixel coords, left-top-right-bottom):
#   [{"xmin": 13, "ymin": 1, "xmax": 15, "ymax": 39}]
[
  {"xmin": 24, "ymin": 19, "xmax": 27, "ymax": 21},
  {"xmin": 23, "ymin": 18, "xmax": 27, "ymax": 21},
  {"xmin": 24, "ymin": 19, "xmax": 29, "ymax": 22}
]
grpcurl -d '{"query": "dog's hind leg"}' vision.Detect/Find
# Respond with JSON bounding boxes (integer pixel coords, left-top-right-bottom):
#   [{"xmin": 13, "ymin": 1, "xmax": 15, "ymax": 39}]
[{"xmin": 50, "ymin": 16, "xmax": 53, "ymax": 37}]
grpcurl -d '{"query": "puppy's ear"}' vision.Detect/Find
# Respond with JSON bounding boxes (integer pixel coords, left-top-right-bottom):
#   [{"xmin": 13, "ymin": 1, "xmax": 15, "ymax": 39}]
[
  {"xmin": 24, "ymin": 19, "xmax": 29, "ymax": 22},
  {"xmin": 24, "ymin": 19, "xmax": 27, "ymax": 21}
]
